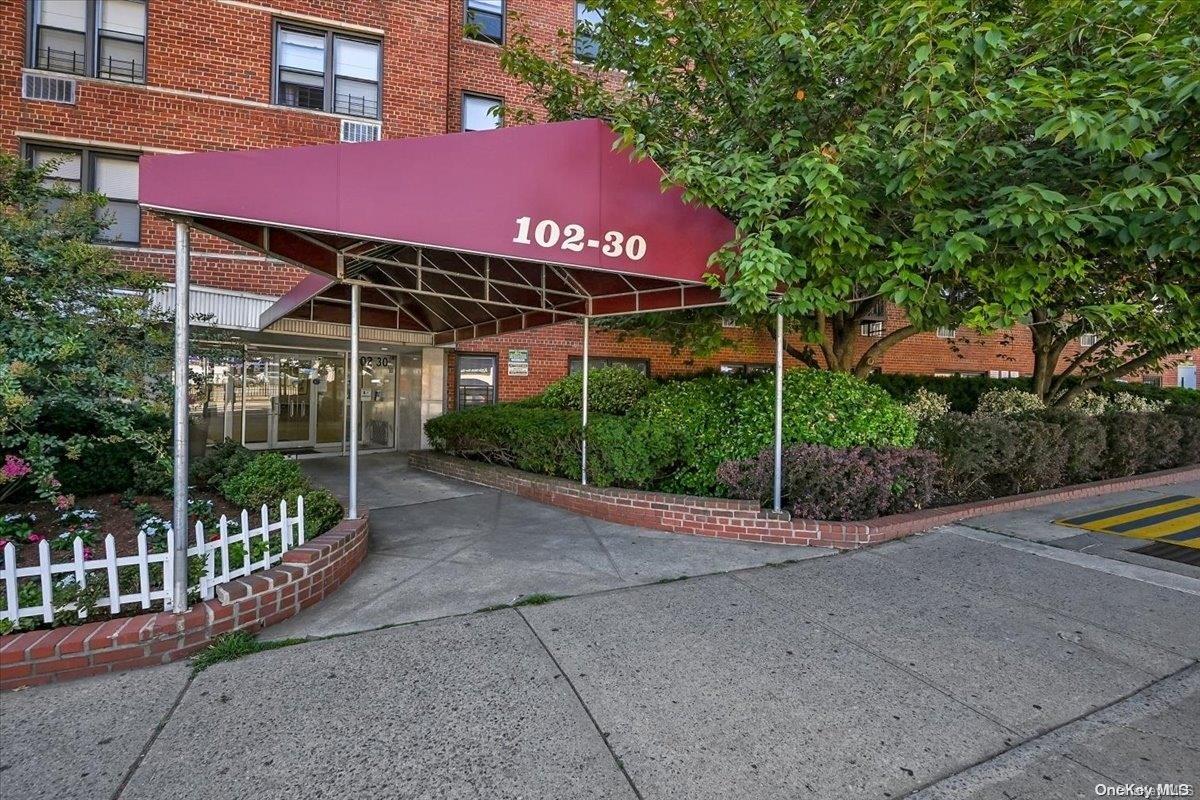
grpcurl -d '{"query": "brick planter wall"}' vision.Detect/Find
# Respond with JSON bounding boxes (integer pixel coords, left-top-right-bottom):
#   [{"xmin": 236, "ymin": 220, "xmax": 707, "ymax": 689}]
[
  {"xmin": 0, "ymin": 515, "xmax": 369, "ymax": 691},
  {"xmin": 411, "ymin": 451, "xmax": 1200, "ymax": 549}
]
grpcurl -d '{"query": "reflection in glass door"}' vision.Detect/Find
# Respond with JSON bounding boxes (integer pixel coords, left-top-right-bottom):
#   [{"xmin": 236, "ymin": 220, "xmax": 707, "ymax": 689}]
[
  {"xmin": 241, "ymin": 357, "xmax": 272, "ymax": 446},
  {"xmin": 274, "ymin": 357, "xmax": 317, "ymax": 447}
]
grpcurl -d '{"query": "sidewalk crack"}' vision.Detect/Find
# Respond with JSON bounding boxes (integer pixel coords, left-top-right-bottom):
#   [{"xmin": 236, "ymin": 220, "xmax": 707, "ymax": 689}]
[
  {"xmin": 111, "ymin": 669, "xmax": 196, "ymax": 800},
  {"xmin": 515, "ymin": 608, "xmax": 644, "ymax": 800}
]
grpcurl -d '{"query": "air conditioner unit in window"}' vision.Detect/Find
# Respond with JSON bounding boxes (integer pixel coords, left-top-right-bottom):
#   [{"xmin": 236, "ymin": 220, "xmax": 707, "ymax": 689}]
[
  {"xmin": 22, "ymin": 71, "xmax": 76, "ymax": 104},
  {"xmin": 340, "ymin": 119, "xmax": 381, "ymax": 143}
]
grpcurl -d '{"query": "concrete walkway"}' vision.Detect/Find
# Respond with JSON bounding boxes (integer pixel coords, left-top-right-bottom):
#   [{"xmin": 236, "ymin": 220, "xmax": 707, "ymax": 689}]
[
  {"xmin": 266, "ymin": 453, "xmax": 822, "ymax": 638},
  {"xmin": 4, "ymin": 471, "xmax": 1199, "ymax": 800}
]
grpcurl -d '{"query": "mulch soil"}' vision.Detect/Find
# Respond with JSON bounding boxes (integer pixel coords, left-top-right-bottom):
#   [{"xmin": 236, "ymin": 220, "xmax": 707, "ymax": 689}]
[{"xmin": 2, "ymin": 490, "xmax": 240, "ymax": 569}]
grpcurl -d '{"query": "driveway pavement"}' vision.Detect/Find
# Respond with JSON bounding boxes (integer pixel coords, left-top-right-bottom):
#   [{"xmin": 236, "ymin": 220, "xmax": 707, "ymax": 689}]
[{"xmin": 3, "ymin": 470, "xmax": 1199, "ymax": 800}]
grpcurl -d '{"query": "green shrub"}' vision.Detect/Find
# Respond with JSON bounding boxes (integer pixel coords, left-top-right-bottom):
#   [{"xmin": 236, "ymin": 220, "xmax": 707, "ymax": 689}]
[
  {"xmin": 539, "ymin": 366, "xmax": 653, "ymax": 415},
  {"xmin": 626, "ymin": 375, "xmax": 745, "ymax": 495},
  {"xmin": 425, "ymin": 404, "xmax": 675, "ymax": 488},
  {"xmin": 1108, "ymin": 392, "xmax": 1164, "ymax": 414},
  {"xmin": 1039, "ymin": 409, "xmax": 1107, "ymax": 484},
  {"xmin": 1066, "ymin": 390, "xmax": 1109, "ymax": 416},
  {"xmin": 191, "ymin": 439, "xmax": 256, "ymax": 490},
  {"xmin": 922, "ymin": 413, "xmax": 1068, "ymax": 503},
  {"xmin": 132, "ymin": 456, "xmax": 173, "ymax": 496},
  {"xmin": 219, "ymin": 453, "xmax": 308, "ymax": 509},
  {"xmin": 1170, "ymin": 407, "xmax": 1200, "ymax": 466},
  {"xmin": 905, "ymin": 387, "xmax": 952, "ymax": 427},
  {"xmin": 302, "ymin": 488, "xmax": 344, "ymax": 536},
  {"xmin": 430, "ymin": 370, "xmax": 915, "ymax": 497},
  {"xmin": 974, "ymin": 388, "xmax": 1045, "ymax": 416}
]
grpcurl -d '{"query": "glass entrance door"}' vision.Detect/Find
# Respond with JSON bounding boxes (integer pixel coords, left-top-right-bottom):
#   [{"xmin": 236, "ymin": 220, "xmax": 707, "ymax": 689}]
[{"xmin": 273, "ymin": 356, "xmax": 317, "ymax": 447}]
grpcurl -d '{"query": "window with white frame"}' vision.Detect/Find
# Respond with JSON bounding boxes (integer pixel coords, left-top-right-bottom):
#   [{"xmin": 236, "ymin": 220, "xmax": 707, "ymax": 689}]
[
  {"xmin": 936, "ymin": 326, "xmax": 957, "ymax": 340},
  {"xmin": 465, "ymin": 0, "xmax": 503, "ymax": 44},
  {"xmin": 462, "ymin": 93, "xmax": 501, "ymax": 131},
  {"xmin": 27, "ymin": 143, "xmax": 140, "ymax": 244},
  {"xmin": 1079, "ymin": 332, "xmax": 1100, "ymax": 348},
  {"xmin": 274, "ymin": 24, "xmax": 381, "ymax": 118},
  {"xmin": 575, "ymin": 1, "xmax": 603, "ymax": 61},
  {"xmin": 29, "ymin": 0, "xmax": 146, "ymax": 83}
]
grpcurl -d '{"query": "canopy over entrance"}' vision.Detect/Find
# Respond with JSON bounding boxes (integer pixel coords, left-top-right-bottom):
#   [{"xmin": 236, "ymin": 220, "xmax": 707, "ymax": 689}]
[{"xmin": 140, "ymin": 119, "xmax": 735, "ymax": 343}]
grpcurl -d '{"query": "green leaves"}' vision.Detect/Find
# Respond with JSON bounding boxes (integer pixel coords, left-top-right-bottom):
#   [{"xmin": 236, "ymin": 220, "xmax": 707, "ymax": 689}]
[
  {"xmin": 1, "ymin": 154, "xmax": 174, "ymax": 500},
  {"xmin": 501, "ymin": 0, "xmax": 1200, "ymax": 382}
]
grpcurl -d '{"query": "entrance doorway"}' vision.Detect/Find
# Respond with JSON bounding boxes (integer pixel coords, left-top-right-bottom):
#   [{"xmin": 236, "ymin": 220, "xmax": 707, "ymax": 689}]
[{"xmin": 191, "ymin": 348, "xmax": 419, "ymax": 453}]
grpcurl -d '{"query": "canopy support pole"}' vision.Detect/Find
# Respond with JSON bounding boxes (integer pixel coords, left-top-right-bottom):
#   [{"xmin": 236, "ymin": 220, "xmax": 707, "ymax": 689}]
[
  {"xmin": 581, "ymin": 316, "xmax": 590, "ymax": 486},
  {"xmin": 773, "ymin": 312, "xmax": 784, "ymax": 514},
  {"xmin": 171, "ymin": 221, "xmax": 191, "ymax": 613},
  {"xmin": 349, "ymin": 284, "xmax": 361, "ymax": 519}
]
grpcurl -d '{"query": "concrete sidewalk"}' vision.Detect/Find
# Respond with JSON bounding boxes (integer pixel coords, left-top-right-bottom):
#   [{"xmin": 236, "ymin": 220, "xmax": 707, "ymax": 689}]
[
  {"xmin": 4, "ymin": 524, "xmax": 1198, "ymax": 800},
  {"xmin": 267, "ymin": 453, "xmax": 821, "ymax": 639}
]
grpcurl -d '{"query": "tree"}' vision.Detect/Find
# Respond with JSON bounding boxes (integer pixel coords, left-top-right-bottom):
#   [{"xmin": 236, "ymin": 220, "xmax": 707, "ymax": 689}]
[
  {"xmin": 502, "ymin": 0, "xmax": 1200, "ymax": 387},
  {"xmin": 0, "ymin": 154, "xmax": 172, "ymax": 502}
]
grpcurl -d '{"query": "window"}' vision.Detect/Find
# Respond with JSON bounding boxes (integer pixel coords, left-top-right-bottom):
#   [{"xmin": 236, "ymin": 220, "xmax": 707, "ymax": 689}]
[
  {"xmin": 1141, "ymin": 375, "xmax": 1162, "ymax": 388},
  {"xmin": 936, "ymin": 326, "xmax": 957, "ymax": 340},
  {"xmin": 1079, "ymin": 333, "xmax": 1100, "ymax": 348},
  {"xmin": 465, "ymin": 0, "xmax": 503, "ymax": 44},
  {"xmin": 274, "ymin": 24, "xmax": 380, "ymax": 118},
  {"xmin": 456, "ymin": 354, "xmax": 497, "ymax": 407},
  {"xmin": 720, "ymin": 315, "xmax": 738, "ymax": 328},
  {"xmin": 30, "ymin": 0, "xmax": 146, "ymax": 83},
  {"xmin": 568, "ymin": 356, "xmax": 649, "ymax": 375},
  {"xmin": 461, "ymin": 93, "xmax": 501, "ymax": 131},
  {"xmin": 575, "ymin": 2, "xmax": 603, "ymax": 61},
  {"xmin": 859, "ymin": 300, "xmax": 885, "ymax": 337},
  {"xmin": 720, "ymin": 363, "xmax": 772, "ymax": 376},
  {"xmin": 27, "ymin": 143, "xmax": 140, "ymax": 243},
  {"xmin": 988, "ymin": 370, "xmax": 1021, "ymax": 379}
]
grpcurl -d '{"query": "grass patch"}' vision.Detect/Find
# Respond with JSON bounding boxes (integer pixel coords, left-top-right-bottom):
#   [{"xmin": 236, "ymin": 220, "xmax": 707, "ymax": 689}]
[
  {"xmin": 475, "ymin": 592, "xmax": 565, "ymax": 613},
  {"xmin": 512, "ymin": 593, "xmax": 563, "ymax": 607},
  {"xmin": 190, "ymin": 631, "xmax": 306, "ymax": 673}
]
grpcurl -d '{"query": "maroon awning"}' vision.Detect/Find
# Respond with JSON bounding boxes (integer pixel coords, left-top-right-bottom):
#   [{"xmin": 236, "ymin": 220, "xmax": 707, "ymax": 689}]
[{"xmin": 140, "ymin": 119, "xmax": 734, "ymax": 342}]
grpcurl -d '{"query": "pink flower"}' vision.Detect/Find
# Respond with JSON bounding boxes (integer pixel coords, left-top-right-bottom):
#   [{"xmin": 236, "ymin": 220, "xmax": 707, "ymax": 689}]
[
  {"xmin": 54, "ymin": 494, "xmax": 75, "ymax": 511},
  {"xmin": 0, "ymin": 538, "xmax": 9, "ymax": 550},
  {"xmin": 28, "ymin": 533, "xmax": 44, "ymax": 543},
  {"xmin": 1, "ymin": 455, "xmax": 31, "ymax": 481},
  {"xmin": 82, "ymin": 546, "xmax": 94, "ymax": 559}
]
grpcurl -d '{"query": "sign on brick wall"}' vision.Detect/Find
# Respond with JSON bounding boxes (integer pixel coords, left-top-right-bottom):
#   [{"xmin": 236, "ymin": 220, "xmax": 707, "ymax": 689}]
[{"xmin": 507, "ymin": 349, "xmax": 529, "ymax": 376}]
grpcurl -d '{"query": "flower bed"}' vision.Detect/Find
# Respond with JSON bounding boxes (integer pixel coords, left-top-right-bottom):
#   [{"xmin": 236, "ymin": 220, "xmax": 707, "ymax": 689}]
[
  {"xmin": 0, "ymin": 513, "xmax": 369, "ymax": 691},
  {"xmin": 0, "ymin": 444, "xmax": 345, "ymax": 635}
]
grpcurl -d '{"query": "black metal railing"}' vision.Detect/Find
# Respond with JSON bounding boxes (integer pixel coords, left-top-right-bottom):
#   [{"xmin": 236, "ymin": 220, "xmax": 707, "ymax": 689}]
[
  {"xmin": 97, "ymin": 54, "xmax": 144, "ymax": 82},
  {"xmin": 333, "ymin": 92, "xmax": 378, "ymax": 118},
  {"xmin": 37, "ymin": 47, "xmax": 86, "ymax": 76}
]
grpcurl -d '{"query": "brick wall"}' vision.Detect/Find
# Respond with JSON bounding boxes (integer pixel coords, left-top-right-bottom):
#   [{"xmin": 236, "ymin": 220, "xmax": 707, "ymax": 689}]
[
  {"xmin": 448, "ymin": 318, "xmax": 1200, "ymax": 407},
  {"xmin": 2, "ymin": 0, "xmax": 1193, "ymax": 389},
  {"xmin": 0, "ymin": 514, "xmax": 369, "ymax": 691}
]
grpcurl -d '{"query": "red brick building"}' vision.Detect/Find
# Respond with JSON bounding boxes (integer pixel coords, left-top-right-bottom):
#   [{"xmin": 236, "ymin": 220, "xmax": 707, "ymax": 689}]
[{"xmin": 3, "ymin": 0, "xmax": 1196, "ymax": 452}]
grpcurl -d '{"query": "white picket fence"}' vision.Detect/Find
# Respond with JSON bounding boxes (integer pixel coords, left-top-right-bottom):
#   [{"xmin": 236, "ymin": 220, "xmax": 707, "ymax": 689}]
[{"xmin": 1, "ymin": 496, "xmax": 305, "ymax": 625}]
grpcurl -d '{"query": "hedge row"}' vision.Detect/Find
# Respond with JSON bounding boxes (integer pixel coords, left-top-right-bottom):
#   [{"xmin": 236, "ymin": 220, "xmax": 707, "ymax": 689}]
[
  {"xmin": 427, "ymin": 369, "xmax": 918, "ymax": 496},
  {"xmin": 716, "ymin": 408, "xmax": 1199, "ymax": 519},
  {"xmin": 868, "ymin": 373, "xmax": 1200, "ymax": 413}
]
